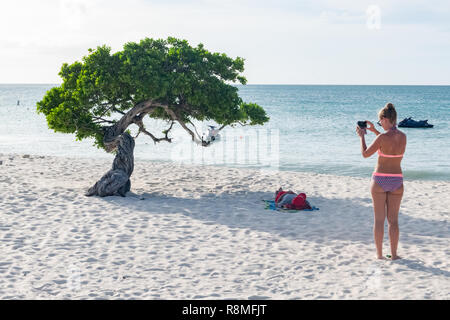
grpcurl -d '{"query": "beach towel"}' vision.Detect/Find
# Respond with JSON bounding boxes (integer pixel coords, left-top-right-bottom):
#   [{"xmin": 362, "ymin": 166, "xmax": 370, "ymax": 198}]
[{"xmin": 262, "ymin": 200, "xmax": 319, "ymax": 212}]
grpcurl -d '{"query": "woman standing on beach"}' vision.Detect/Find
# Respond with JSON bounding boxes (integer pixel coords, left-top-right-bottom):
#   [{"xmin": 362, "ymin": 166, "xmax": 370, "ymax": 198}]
[{"xmin": 356, "ymin": 103, "xmax": 407, "ymax": 260}]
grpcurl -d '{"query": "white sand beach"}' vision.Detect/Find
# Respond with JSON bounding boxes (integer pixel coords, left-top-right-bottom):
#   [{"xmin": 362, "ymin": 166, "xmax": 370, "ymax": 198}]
[{"xmin": 0, "ymin": 153, "xmax": 449, "ymax": 299}]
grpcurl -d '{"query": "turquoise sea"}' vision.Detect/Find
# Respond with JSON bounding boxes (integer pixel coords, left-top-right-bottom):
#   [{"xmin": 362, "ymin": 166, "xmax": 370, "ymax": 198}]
[{"xmin": 1, "ymin": 84, "xmax": 449, "ymax": 181}]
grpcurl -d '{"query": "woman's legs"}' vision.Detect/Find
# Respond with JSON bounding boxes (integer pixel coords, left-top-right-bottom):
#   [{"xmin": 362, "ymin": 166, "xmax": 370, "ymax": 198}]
[
  {"xmin": 386, "ymin": 184, "xmax": 404, "ymax": 259},
  {"xmin": 371, "ymin": 180, "xmax": 387, "ymax": 259}
]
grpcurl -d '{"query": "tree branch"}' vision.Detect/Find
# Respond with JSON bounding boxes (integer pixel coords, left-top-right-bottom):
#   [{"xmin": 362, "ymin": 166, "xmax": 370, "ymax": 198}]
[
  {"xmin": 112, "ymin": 106, "xmax": 126, "ymax": 115},
  {"xmin": 95, "ymin": 99, "xmax": 129, "ymax": 119},
  {"xmin": 187, "ymin": 119, "xmax": 204, "ymax": 141},
  {"xmin": 103, "ymin": 99, "xmax": 167, "ymax": 152},
  {"xmin": 134, "ymin": 118, "xmax": 172, "ymax": 144},
  {"xmin": 163, "ymin": 120, "xmax": 175, "ymax": 140},
  {"xmin": 93, "ymin": 116, "xmax": 115, "ymax": 124},
  {"xmin": 162, "ymin": 106, "xmax": 204, "ymax": 145}
]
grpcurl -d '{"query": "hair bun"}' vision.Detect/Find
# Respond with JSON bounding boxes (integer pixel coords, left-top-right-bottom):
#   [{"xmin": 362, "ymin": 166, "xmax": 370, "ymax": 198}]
[{"xmin": 380, "ymin": 103, "xmax": 397, "ymax": 124}]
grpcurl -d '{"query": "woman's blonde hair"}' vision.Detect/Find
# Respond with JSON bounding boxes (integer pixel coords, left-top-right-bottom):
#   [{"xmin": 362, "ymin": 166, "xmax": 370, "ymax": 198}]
[{"xmin": 378, "ymin": 102, "xmax": 397, "ymax": 125}]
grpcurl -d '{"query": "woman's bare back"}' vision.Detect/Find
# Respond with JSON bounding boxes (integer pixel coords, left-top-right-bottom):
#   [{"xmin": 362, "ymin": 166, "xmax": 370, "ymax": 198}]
[
  {"xmin": 375, "ymin": 129, "xmax": 407, "ymax": 174},
  {"xmin": 379, "ymin": 129, "xmax": 406, "ymax": 155}
]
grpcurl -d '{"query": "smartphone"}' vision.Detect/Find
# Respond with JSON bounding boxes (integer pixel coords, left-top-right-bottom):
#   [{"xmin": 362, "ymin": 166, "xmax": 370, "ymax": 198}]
[{"xmin": 357, "ymin": 121, "xmax": 367, "ymax": 129}]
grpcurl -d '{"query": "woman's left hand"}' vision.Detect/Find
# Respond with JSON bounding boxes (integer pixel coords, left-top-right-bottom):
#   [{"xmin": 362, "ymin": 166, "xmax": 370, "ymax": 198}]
[
  {"xmin": 366, "ymin": 120, "xmax": 376, "ymax": 133},
  {"xmin": 356, "ymin": 126, "xmax": 366, "ymax": 138}
]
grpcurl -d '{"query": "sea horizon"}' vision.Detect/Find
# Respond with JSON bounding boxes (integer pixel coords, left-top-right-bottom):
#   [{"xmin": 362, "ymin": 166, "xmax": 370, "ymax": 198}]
[{"xmin": 1, "ymin": 84, "xmax": 449, "ymax": 181}]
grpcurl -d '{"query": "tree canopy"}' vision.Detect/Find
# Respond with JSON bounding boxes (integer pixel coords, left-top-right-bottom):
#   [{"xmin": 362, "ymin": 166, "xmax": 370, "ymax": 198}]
[{"xmin": 37, "ymin": 37, "xmax": 269, "ymax": 151}]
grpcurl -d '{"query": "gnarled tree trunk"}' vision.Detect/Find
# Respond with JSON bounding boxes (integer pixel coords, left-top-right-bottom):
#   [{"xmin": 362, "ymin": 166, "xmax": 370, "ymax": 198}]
[
  {"xmin": 84, "ymin": 99, "xmax": 214, "ymax": 197},
  {"xmin": 85, "ymin": 100, "xmax": 157, "ymax": 197},
  {"xmin": 85, "ymin": 132, "xmax": 135, "ymax": 197}
]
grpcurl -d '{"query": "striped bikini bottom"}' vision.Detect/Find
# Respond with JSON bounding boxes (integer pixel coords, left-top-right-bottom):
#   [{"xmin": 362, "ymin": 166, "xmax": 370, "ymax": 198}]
[{"xmin": 372, "ymin": 172, "xmax": 403, "ymax": 192}]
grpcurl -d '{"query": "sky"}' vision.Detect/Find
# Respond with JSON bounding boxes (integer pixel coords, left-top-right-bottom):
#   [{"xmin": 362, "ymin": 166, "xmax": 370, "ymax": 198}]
[{"xmin": 0, "ymin": 0, "xmax": 449, "ymax": 84}]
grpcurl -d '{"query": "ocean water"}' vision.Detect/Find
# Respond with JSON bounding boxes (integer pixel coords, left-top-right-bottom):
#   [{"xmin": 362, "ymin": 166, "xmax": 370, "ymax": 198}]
[{"xmin": 1, "ymin": 84, "xmax": 449, "ymax": 181}]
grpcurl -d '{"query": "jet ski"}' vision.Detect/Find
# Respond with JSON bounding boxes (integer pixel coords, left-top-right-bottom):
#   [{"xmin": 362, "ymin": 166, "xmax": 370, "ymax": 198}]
[{"xmin": 398, "ymin": 117, "xmax": 434, "ymax": 128}]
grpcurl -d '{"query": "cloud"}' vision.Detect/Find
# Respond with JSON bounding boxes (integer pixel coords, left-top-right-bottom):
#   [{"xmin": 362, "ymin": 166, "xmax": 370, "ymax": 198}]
[
  {"xmin": 0, "ymin": 0, "xmax": 448, "ymax": 84},
  {"xmin": 59, "ymin": 0, "xmax": 92, "ymax": 30}
]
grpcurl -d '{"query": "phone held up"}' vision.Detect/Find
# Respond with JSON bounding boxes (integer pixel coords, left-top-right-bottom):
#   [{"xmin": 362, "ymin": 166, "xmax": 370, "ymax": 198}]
[
  {"xmin": 357, "ymin": 121, "xmax": 367, "ymax": 135},
  {"xmin": 357, "ymin": 121, "xmax": 367, "ymax": 129}
]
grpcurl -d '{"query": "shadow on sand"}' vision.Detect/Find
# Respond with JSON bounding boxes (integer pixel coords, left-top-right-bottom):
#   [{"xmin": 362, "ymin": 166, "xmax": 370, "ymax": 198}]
[
  {"xmin": 99, "ymin": 189, "xmax": 449, "ymax": 277},
  {"xmin": 392, "ymin": 259, "xmax": 450, "ymax": 278}
]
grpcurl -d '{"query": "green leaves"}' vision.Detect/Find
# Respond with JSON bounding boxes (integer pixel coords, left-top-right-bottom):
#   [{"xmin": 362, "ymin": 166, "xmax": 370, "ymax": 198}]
[
  {"xmin": 239, "ymin": 103, "xmax": 270, "ymax": 125},
  {"xmin": 37, "ymin": 37, "xmax": 269, "ymax": 151}
]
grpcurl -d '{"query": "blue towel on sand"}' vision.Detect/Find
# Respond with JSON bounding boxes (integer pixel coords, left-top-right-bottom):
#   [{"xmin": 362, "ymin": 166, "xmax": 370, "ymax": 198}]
[{"xmin": 262, "ymin": 200, "xmax": 319, "ymax": 212}]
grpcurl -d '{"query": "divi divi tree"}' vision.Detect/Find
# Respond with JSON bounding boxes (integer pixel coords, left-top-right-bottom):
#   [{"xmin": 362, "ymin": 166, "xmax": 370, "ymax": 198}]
[{"xmin": 37, "ymin": 37, "xmax": 269, "ymax": 197}]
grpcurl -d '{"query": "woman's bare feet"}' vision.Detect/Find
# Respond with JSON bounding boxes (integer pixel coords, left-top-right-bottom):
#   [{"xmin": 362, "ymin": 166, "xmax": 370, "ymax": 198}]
[{"xmin": 377, "ymin": 255, "xmax": 386, "ymax": 260}]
